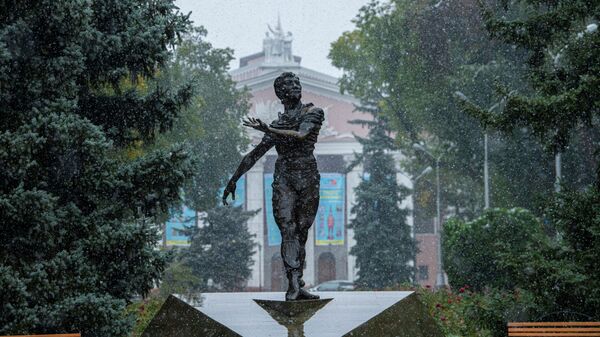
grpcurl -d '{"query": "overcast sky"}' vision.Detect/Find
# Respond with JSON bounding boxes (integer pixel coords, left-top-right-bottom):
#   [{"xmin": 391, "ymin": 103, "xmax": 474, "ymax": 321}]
[{"xmin": 175, "ymin": 0, "xmax": 370, "ymax": 77}]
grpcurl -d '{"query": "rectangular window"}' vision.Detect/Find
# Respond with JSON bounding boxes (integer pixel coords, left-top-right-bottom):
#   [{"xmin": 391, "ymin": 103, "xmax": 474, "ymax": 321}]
[{"xmin": 418, "ymin": 265, "xmax": 429, "ymax": 281}]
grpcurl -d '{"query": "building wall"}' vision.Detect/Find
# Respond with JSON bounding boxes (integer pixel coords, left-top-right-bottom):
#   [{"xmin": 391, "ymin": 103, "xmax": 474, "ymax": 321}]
[
  {"xmin": 258, "ymin": 154, "xmax": 350, "ymax": 290},
  {"xmin": 344, "ymin": 156, "xmax": 362, "ymax": 282},
  {"xmin": 415, "ymin": 233, "xmax": 439, "ymax": 287},
  {"xmin": 232, "ymin": 62, "xmax": 417, "ymax": 291}
]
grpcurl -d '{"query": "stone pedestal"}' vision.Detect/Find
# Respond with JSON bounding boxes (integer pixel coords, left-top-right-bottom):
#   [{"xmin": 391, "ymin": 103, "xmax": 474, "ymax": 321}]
[
  {"xmin": 255, "ymin": 298, "xmax": 333, "ymax": 337},
  {"xmin": 142, "ymin": 291, "xmax": 443, "ymax": 337}
]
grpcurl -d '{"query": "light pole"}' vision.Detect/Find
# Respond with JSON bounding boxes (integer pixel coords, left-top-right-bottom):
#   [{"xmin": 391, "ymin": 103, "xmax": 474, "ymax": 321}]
[
  {"xmin": 413, "ymin": 143, "xmax": 451, "ymax": 288},
  {"xmin": 455, "ymin": 91, "xmax": 502, "ymax": 209},
  {"xmin": 414, "ymin": 166, "xmax": 434, "ymax": 188}
]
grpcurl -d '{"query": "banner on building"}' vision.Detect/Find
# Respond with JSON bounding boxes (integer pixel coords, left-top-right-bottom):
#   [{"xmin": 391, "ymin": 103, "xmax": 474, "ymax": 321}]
[
  {"xmin": 219, "ymin": 175, "xmax": 246, "ymax": 208},
  {"xmin": 315, "ymin": 173, "xmax": 345, "ymax": 245},
  {"xmin": 166, "ymin": 176, "xmax": 246, "ymax": 247},
  {"xmin": 165, "ymin": 205, "xmax": 196, "ymax": 247},
  {"xmin": 264, "ymin": 173, "xmax": 345, "ymax": 246},
  {"xmin": 264, "ymin": 174, "xmax": 280, "ymax": 246}
]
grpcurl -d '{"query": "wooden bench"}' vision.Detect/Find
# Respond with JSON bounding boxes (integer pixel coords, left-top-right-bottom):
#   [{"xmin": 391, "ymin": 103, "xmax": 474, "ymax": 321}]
[
  {"xmin": 508, "ymin": 322, "xmax": 600, "ymax": 336},
  {"xmin": 1, "ymin": 334, "xmax": 80, "ymax": 337}
]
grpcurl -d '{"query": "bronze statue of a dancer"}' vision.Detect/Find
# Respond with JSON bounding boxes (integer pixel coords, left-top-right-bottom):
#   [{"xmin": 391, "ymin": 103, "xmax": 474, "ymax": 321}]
[{"xmin": 222, "ymin": 72, "xmax": 323, "ymax": 301}]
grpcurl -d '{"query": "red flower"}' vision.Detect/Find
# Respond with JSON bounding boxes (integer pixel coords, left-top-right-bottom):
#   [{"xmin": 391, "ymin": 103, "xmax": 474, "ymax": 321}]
[
  {"xmin": 459, "ymin": 287, "xmax": 465, "ymax": 293},
  {"xmin": 435, "ymin": 303, "xmax": 442, "ymax": 309},
  {"xmin": 440, "ymin": 316, "xmax": 447, "ymax": 321}
]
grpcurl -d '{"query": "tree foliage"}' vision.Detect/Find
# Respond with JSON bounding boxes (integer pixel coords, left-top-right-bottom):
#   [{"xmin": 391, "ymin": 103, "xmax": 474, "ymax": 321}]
[
  {"xmin": 152, "ymin": 27, "xmax": 255, "ymax": 295},
  {"xmin": 548, "ymin": 188, "xmax": 600, "ymax": 315},
  {"xmin": 461, "ymin": 0, "xmax": 600, "ymax": 187},
  {"xmin": 183, "ymin": 206, "xmax": 257, "ymax": 291},
  {"xmin": 157, "ymin": 27, "xmax": 250, "ymax": 211},
  {"xmin": 349, "ymin": 116, "xmax": 417, "ymax": 288},
  {"xmin": 330, "ymin": 0, "xmax": 595, "ymax": 219},
  {"xmin": 0, "ymin": 1, "xmax": 193, "ymax": 335},
  {"xmin": 444, "ymin": 206, "xmax": 598, "ymax": 323},
  {"xmin": 333, "ymin": 0, "xmax": 600, "ymax": 328},
  {"xmin": 450, "ymin": 0, "xmax": 600, "ymax": 319},
  {"xmin": 443, "ymin": 208, "xmax": 551, "ymax": 291}
]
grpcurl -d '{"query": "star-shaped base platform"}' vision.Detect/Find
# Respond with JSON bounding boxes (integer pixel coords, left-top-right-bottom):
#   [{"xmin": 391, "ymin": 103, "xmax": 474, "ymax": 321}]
[{"xmin": 142, "ymin": 292, "xmax": 442, "ymax": 337}]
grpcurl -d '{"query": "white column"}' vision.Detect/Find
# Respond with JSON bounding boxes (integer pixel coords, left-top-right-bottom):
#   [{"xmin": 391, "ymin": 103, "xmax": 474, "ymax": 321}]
[
  {"xmin": 305, "ymin": 222, "xmax": 315, "ymax": 287},
  {"xmin": 344, "ymin": 154, "xmax": 362, "ymax": 282},
  {"xmin": 246, "ymin": 158, "xmax": 265, "ymax": 289}
]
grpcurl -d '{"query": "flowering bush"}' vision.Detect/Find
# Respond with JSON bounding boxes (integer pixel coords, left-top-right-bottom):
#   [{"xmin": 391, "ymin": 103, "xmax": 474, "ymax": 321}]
[
  {"xmin": 414, "ymin": 285, "xmax": 492, "ymax": 337},
  {"xmin": 410, "ymin": 285, "xmax": 540, "ymax": 337}
]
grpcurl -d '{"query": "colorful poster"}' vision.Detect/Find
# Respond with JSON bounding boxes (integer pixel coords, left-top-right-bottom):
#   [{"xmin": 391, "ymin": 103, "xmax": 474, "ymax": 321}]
[
  {"xmin": 315, "ymin": 173, "xmax": 345, "ymax": 245},
  {"xmin": 165, "ymin": 205, "xmax": 196, "ymax": 247},
  {"xmin": 264, "ymin": 174, "xmax": 280, "ymax": 246},
  {"xmin": 166, "ymin": 176, "xmax": 246, "ymax": 247},
  {"xmin": 219, "ymin": 175, "xmax": 246, "ymax": 208},
  {"xmin": 264, "ymin": 173, "xmax": 346, "ymax": 246}
]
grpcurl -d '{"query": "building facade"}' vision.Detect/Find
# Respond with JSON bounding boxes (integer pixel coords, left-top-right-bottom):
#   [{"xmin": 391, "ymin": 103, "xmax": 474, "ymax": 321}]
[{"xmin": 224, "ymin": 20, "xmax": 440, "ymax": 290}]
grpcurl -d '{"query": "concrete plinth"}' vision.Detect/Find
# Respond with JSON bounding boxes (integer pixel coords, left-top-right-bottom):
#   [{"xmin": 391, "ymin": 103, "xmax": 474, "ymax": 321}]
[{"xmin": 142, "ymin": 291, "xmax": 442, "ymax": 337}]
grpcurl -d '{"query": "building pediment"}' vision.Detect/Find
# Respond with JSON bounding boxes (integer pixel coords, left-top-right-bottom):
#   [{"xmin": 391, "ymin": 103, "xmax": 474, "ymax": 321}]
[{"xmin": 230, "ymin": 18, "xmax": 370, "ymax": 141}]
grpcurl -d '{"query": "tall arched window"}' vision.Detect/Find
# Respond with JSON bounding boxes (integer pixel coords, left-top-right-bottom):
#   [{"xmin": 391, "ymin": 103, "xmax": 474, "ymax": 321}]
[{"xmin": 317, "ymin": 252, "xmax": 336, "ymax": 284}]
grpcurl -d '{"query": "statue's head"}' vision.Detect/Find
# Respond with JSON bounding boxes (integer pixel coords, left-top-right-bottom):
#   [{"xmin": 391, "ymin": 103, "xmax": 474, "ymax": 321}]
[{"xmin": 274, "ymin": 72, "xmax": 301, "ymax": 103}]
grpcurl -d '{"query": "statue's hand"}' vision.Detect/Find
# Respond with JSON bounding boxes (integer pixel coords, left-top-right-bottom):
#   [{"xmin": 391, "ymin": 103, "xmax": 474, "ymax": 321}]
[
  {"xmin": 243, "ymin": 117, "xmax": 270, "ymax": 133},
  {"xmin": 222, "ymin": 180, "xmax": 236, "ymax": 206}
]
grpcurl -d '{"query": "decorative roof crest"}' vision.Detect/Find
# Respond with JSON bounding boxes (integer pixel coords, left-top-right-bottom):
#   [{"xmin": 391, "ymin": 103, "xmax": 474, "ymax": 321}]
[{"xmin": 263, "ymin": 14, "xmax": 297, "ymax": 65}]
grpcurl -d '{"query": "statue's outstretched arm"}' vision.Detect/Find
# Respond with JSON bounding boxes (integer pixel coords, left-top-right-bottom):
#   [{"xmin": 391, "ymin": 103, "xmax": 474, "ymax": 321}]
[
  {"xmin": 243, "ymin": 108, "xmax": 324, "ymax": 141},
  {"xmin": 222, "ymin": 138, "xmax": 273, "ymax": 205},
  {"xmin": 267, "ymin": 123, "xmax": 313, "ymax": 140}
]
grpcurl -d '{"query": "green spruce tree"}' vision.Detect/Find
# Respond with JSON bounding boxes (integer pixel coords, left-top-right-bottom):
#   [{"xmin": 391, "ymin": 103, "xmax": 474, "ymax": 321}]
[
  {"xmin": 0, "ymin": 1, "xmax": 193, "ymax": 336},
  {"xmin": 349, "ymin": 114, "xmax": 417, "ymax": 289},
  {"xmin": 184, "ymin": 206, "xmax": 257, "ymax": 291}
]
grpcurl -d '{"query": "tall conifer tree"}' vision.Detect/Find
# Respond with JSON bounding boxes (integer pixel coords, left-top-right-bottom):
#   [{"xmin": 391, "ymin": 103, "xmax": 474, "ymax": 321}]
[
  {"xmin": 349, "ymin": 113, "xmax": 417, "ymax": 289},
  {"xmin": 184, "ymin": 206, "xmax": 257, "ymax": 291},
  {"xmin": 0, "ymin": 1, "xmax": 193, "ymax": 335}
]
